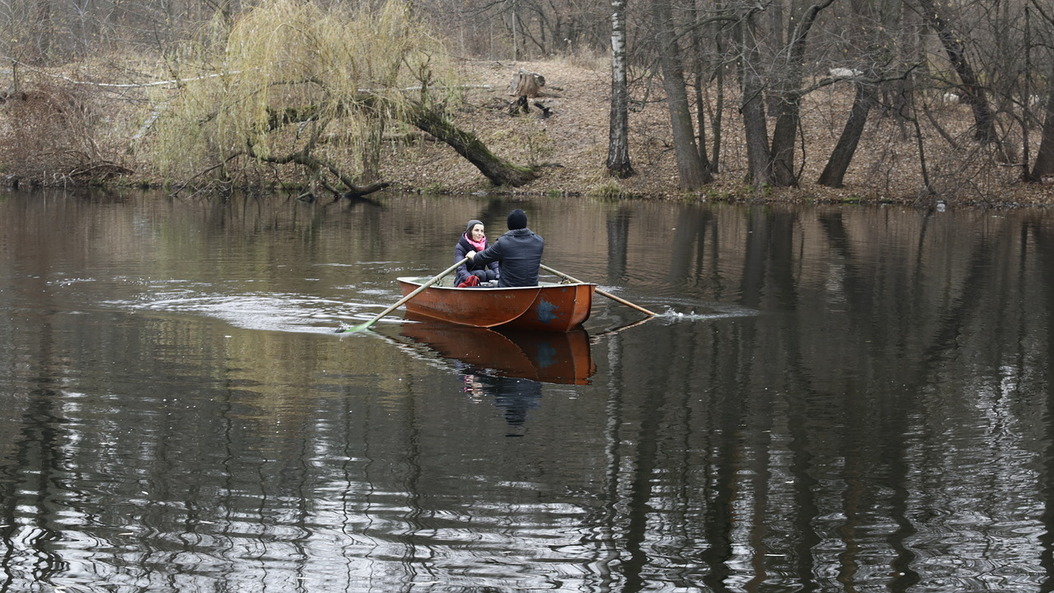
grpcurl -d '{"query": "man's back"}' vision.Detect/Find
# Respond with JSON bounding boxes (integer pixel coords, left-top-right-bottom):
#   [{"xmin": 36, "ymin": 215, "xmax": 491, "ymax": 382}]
[{"xmin": 474, "ymin": 228, "xmax": 544, "ymax": 287}]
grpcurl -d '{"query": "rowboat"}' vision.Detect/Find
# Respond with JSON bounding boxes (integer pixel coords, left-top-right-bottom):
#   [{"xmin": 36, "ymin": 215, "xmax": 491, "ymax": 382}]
[
  {"xmin": 399, "ymin": 322, "xmax": 596, "ymax": 384},
  {"xmin": 396, "ymin": 276, "xmax": 596, "ymax": 332}
]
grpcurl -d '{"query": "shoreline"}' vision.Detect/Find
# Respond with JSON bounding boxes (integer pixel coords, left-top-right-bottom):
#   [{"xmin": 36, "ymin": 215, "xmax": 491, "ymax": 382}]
[{"xmin": 3, "ymin": 57, "xmax": 1053, "ymax": 208}]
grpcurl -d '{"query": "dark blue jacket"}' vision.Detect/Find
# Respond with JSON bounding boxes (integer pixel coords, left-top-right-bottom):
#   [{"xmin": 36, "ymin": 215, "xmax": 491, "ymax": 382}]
[
  {"xmin": 471, "ymin": 228, "xmax": 544, "ymax": 287},
  {"xmin": 454, "ymin": 234, "xmax": 500, "ymax": 285}
]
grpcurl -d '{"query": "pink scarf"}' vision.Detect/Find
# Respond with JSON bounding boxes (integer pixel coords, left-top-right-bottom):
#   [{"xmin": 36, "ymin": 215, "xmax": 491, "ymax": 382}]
[{"xmin": 466, "ymin": 233, "xmax": 487, "ymax": 252}]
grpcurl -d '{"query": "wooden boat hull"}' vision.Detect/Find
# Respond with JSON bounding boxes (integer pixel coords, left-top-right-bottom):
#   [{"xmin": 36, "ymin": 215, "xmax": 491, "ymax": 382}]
[
  {"xmin": 396, "ymin": 277, "xmax": 595, "ymax": 332},
  {"xmin": 399, "ymin": 322, "xmax": 596, "ymax": 384}
]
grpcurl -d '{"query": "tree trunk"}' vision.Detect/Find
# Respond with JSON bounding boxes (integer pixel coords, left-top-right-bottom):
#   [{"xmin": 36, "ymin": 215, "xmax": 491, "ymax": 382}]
[
  {"xmin": 817, "ymin": 0, "xmax": 888, "ymax": 188},
  {"xmin": 769, "ymin": 0, "xmax": 834, "ymax": 187},
  {"xmin": 606, "ymin": 0, "xmax": 634, "ymax": 178},
  {"xmin": 407, "ymin": 102, "xmax": 538, "ymax": 187},
  {"xmin": 1031, "ymin": 86, "xmax": 1054, "ymax": 181},
  {"xmin": 818, "ymin": 82, "xmax": 877, "ymax": 187},
  {"xmin": 264, "ymin": 100, "xmax": 537, "ymax": 188},
  {"xmin": 915, "ymin": 0, "xmax": 1000, "ymax": 146},
  {"xmin": 650, "ymin": 0, "xmax": 711, "ymax": 190},
  {"xmin": 689, "ymin": 0, "xmax": 713, "ymax": 175},
  {"xmin": 739, "ymin": 10, "xmax": 772, "ymax": 188},
  {"xmin": 710, "ymin": 16, "xmax": 726, "ymax": 174},
  {"xmin": 769, "ymin": 90, "xmax": 801, "ymax": 187}
]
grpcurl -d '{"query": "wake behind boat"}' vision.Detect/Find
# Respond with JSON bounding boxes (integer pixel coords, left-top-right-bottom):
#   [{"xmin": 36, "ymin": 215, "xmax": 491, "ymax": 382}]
[{"xmin": 396, "ymin": 276, "xmax": 596, "ymax": 332}]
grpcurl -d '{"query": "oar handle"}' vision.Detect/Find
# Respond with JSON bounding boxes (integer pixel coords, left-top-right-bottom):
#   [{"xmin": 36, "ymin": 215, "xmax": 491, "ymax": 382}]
[
  {"xmin": 540, "ymin": 264, "xmax": 658, "ymax": 317},
  {"xmin": 351, "ymin": 257, "xmax": 469, "ymax": 331}
]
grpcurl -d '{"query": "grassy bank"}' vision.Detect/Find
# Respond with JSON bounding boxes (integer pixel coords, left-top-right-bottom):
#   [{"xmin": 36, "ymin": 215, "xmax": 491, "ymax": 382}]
[{"xmin": 2, "ymin": 55, "xmax": 1052, "ymax": 207}]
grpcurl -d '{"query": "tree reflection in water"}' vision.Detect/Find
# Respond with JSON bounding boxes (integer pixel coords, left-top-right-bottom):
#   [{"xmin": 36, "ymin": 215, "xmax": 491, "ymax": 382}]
[{"xmin": 1, "ymin": 191, "xmax": 1053, "ymax": 593}]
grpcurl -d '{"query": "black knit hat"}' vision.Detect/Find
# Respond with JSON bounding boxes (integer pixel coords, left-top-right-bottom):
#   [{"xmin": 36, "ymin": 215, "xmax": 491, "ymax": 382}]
[{"xmin": 507, "ymin": 209, "xmax": 527, "ymax": 230}]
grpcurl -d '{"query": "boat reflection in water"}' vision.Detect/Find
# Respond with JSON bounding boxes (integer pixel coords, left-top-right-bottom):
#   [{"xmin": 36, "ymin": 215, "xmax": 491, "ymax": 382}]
[
  {"xmin": 399, "ymin": 318, "xmax": 596, "ymax": 385},
  {"xmin": 397, "ymin": 320, "xmax": 596, "ymax": 435}
]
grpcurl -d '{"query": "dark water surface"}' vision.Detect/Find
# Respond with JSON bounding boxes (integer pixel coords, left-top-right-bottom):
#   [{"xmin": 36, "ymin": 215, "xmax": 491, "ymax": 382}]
[{"xmin": 2, "ymin": 190, "xmax": 1053, "ymax": 592}]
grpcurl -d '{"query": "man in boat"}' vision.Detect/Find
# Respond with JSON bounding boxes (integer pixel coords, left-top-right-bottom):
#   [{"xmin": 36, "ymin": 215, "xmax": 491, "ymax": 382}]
[{"xmin": 465, "ymin": 209, "xmax": 544, "ymax": 287}]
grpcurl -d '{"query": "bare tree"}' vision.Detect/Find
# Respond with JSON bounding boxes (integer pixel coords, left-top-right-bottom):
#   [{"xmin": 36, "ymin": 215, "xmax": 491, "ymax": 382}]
[
  {"xmin": 913, "ymin": 0, "xmax": 1000, "ymax": 148},
  {"xmin": 1029, "ymin": 0, "xmax": 1054, "ymax": 181},
  {"xmin": 606, "ymin": 0, "xmax": 633, "ymax": 178},
  {"xmin": 817, "ymin": 82, "xmax": 877, "ymax": 188},
  {"xmin": 650, "ymin": 0, "xmax": 711, "ymax": 190},
  {"xmin": 1033, "ymin": 86, "xmax": 1054, "ymax": 181},
  {"xmin": 768, "ymin": 0, "xmax": 835, "ymax": 186},
  {"xmin": 817, "ymin": 0, "xmax": 890, "ymax": 188},
  {"xmin": 417, "ymin": 0, "xmax": 610, "ymax": 59},
  {"xmin": 737, "ymin": 4, "xmax": 773, "ymax": 188}
]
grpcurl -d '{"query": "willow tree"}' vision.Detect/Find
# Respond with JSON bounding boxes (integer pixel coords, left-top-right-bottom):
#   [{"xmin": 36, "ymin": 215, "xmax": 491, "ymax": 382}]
[{"xmin": 152, "ymin": 0, "xmax": 534, "ymax": 197}]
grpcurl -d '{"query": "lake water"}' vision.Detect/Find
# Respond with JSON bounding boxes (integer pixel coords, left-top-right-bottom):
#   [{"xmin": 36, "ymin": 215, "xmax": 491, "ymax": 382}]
[{"xmin": 1, "ymin": 189, "xmax": 1053, "ymax": 592}]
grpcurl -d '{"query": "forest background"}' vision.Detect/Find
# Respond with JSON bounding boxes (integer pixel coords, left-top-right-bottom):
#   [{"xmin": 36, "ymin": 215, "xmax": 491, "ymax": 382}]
[{"xmin": 1, "ymin": 0, "xmax": 1053, "ymax": 205}]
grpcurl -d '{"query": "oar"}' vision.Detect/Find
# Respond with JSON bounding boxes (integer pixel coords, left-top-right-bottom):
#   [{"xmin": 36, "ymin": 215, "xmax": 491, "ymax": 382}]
[
  {"xmin": 540, "ymin": 264, "xmax": 658, "ymax": 317},
  {"xmin": 339, "ymin": 257, "xmax": 469, "ymax": 333}
]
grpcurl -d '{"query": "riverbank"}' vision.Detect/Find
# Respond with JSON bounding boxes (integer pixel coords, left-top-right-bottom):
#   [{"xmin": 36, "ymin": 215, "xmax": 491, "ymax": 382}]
[
  {"xmin": 396, "ymin": 57, "xmax": 1053, "ymax": 207},
  {"xmin": 3, "ymin": 55, "xmax": 1052, "ymax": 206}
]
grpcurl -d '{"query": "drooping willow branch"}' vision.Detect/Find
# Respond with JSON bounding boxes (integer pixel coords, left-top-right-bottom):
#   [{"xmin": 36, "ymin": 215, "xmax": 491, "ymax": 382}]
[{"xmin": 251, "ymin": 144, "xmax": 391, "ymax": 199}]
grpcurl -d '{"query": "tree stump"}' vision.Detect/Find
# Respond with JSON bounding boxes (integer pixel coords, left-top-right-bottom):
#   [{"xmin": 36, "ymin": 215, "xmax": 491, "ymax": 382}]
[
  {"xmin": 507, "ymin": 69, "xmax": 546, "ymax": 116},
  {"xmin": 508, "ymin": 69, "xmax": 545, "ymax": 98}
]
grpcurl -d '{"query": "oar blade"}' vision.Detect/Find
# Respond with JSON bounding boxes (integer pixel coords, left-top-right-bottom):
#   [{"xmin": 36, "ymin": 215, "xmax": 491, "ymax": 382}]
[
  {"xmin": 335, "ymin": 324, "xmax": 366, "ymax": 334},
  {"xmin": 335, "ymin": 318, "xmax": 380, "ymax": 333}
]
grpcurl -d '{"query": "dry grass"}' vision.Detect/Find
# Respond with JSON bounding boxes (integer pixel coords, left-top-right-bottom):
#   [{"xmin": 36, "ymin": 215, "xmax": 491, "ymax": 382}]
[
  {"xmin": 3, "ymin": 54, "xmax": 1053, "ymax": 206},
  {"xmin": 385, "ymin": 57, "xmax": 1054, "ymax": 206}
]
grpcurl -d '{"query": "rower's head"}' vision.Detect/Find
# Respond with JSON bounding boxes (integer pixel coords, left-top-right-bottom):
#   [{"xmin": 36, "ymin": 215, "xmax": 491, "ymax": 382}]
[{"xmin": 507, "ymin": 209, "xmax": 527, "ymax": 230}]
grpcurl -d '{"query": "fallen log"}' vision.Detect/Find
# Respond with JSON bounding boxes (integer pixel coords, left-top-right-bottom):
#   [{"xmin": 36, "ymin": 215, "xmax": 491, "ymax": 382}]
[{"xmin": 407, "ymin": 102, "xmax": 538, "ymax": 187}]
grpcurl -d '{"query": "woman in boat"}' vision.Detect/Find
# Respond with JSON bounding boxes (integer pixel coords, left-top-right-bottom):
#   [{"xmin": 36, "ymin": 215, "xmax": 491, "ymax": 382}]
[{"xmin": 454, "ymin": 219, "xmax": 500, "ymax": 287}]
